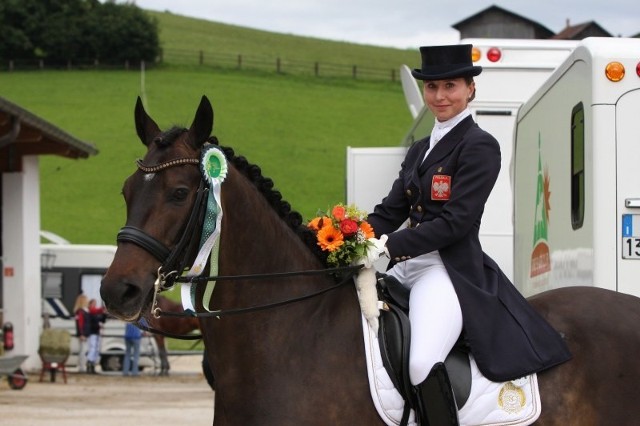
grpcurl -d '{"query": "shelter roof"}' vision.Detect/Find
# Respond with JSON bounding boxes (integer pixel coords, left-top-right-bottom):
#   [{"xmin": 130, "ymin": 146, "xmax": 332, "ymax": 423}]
[{"xmin": 0, "ymin": 96, "xmax": 97, "ymax": 172}]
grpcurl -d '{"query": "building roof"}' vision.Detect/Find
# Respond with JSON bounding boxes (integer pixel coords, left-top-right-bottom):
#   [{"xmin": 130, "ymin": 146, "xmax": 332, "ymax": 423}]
[
  {"xmin": 0, "ymin": 96, "xmax": 98, "ymax": 172},
  {"xmin": 551, "ymin": 21, "xmax": 612, "ymax": 39},
  {"xmin": 452, "ymin": 5, "xmax": 555, "ymax": 38}
]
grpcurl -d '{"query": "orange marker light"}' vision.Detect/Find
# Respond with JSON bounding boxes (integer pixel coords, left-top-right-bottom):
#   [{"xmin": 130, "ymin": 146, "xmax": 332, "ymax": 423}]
[
  {"xmin": 471, "ymin": 47, "xmax": 481, "ymax": 62},
  {"xmin": 605, "ymin": 61, "xmax": 625, "ymax": 82}
]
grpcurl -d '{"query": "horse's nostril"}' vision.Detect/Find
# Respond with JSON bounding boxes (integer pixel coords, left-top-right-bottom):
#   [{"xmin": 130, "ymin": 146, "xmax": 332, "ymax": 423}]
[{"xmin": 101, "ymin": 276, "xmax": 147, "ymax": 320}]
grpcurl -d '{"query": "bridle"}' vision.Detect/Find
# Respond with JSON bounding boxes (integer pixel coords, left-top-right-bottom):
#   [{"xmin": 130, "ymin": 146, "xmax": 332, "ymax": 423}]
[
  {"xmin": 117, "ymin": 150, "xmax": 362, "ymax": 339},
  {"xmin": 117, "ymin": 157, "xmax": 210, "ymax": 291}
]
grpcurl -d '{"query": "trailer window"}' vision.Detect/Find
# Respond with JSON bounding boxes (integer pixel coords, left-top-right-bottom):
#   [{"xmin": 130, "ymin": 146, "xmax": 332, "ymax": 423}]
[
  {"xmin": 42, "ymin": 271, "xmax": 63, "ymax": 299},
  {"xmin": 571, "ymin": 103, "xmax": 585, "ymax": 229}
]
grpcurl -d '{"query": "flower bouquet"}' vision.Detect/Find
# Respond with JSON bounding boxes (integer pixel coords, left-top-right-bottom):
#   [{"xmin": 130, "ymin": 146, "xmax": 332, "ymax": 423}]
[
  {"xmin": 308, "ymin": 203, "xmax": 380, "ymax": 267},
  {"xmin": 308, "ymin": 203, "xmax": 384, "ymax": 331}
]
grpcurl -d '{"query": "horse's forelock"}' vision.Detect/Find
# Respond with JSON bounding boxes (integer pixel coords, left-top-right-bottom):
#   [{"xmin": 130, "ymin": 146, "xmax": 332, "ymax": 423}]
[{"xmin": 152, "ymin": 127, "xmax": 188, "ymax": 149}]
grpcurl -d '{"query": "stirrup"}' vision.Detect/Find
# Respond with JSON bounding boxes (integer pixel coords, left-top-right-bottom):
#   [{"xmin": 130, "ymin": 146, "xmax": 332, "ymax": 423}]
[{"xmin": 415, "ymin": 362, "xmax": 459, "ymax": 426}]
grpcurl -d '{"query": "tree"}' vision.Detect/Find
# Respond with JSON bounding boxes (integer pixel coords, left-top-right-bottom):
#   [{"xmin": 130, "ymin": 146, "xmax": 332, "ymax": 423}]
[{"xmin": 0, "ymin": 0, "xmax": 159, "ymax": 66}]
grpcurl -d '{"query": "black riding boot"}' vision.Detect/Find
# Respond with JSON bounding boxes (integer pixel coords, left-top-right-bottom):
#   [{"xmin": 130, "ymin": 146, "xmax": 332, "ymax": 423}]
[{"xmin": 415, "ymin": 362, "xmax": 459, "ymax": 426}]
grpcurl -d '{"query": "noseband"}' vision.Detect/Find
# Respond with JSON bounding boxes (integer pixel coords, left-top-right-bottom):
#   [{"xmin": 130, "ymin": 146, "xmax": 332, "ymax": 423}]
[{"xmin": 116, "ymin": 157, "xmax": 210, "ymax": 289}]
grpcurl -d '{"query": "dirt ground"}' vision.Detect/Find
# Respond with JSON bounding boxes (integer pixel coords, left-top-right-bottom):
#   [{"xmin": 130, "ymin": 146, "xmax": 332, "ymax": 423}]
[{"xmin": 0, "ymin": 356, "xmax": 214, "ymax": 426}]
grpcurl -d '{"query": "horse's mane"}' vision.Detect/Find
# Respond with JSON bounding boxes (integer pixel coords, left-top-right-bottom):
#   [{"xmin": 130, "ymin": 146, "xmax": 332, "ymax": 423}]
[
  {"xmin": 212, "ymin": 138, "xmax": 328, "ymax": 265},
  {"xmin": 152, "ymin": 128, "xmax": 328, "ymax": 264}
]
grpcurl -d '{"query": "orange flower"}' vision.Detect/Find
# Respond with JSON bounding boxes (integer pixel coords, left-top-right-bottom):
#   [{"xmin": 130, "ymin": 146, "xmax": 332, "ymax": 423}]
[
  {"xmin": 317, "ymin": 225, "xmax": 344, "ymax": 252},
  {"xmin": 359, "ymin": 221, "xmax": 375, "ymax": 239},
  {"xmin": 331, "ymin": 205, "xmax": 346, "ymax": 221},
  {"xmin": 308, "ymin": 216, "xmax": 330, "ymax": 231}
]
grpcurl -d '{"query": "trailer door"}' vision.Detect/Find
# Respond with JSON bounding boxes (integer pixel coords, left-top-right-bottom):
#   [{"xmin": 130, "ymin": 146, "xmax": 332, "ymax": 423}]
[{"xmin": 617, "ymin": 89, "xmax": 640, "ymax": 297}]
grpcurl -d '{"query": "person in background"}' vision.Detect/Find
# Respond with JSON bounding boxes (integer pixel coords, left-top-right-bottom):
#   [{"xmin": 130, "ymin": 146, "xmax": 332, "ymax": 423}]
[
  {"xmin": 366, "ymin": 44, "xmax": 571, "ymax": 425},
  {"xmin": 123, "ymin": 322, "xmax": 143, "ymax": 376},
  {"xmin": 86, "ymin": 298, "xmax": 106, "ymax": 374},
  {"xmin": 73, "ymin": 292, "xmax": 90, "ymax": 373}
]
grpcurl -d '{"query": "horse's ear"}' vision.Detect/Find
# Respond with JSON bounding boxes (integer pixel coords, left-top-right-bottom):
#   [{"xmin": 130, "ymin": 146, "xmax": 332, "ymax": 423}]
[
  {"xmin": 134, "ymin": 97, "xmax": 161, "ymax": 146},
  {"xmin": 188, "ymin": 95, "xmax": 214, "ymax": 148}
]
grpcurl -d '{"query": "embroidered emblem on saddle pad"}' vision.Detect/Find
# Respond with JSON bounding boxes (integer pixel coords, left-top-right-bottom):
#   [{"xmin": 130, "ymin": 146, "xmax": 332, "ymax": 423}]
[{"xmin": 360, "ymin": 316, "xmax": 542, "ymax": 426}]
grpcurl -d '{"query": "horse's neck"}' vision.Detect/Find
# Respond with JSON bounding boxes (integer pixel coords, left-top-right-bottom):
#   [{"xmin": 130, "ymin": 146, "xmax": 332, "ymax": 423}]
[{"xmin": 219, "ymin": 171, "xmax": 321, "ymax": 276}]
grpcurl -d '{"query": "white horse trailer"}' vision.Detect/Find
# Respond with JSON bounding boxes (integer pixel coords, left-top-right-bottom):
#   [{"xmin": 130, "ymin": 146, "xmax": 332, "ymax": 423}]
[
  {"xmin": 40, "ymin": 243, "xmax": 160, "ymax": 372},
  {"xmin": 513, "ymin": 37, "xmax": 640, "ymax": 297}
]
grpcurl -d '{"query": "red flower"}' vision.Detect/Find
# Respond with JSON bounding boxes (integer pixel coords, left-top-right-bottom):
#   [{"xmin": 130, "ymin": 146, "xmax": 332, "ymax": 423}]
[{"xmin": 340, "ymin": 219, "xmax": 359, "ymax": 237}]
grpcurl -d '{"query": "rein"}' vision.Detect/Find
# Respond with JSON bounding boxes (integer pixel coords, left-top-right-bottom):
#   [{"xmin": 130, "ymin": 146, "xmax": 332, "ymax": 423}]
[{"xmin": 138, "ymin": 265, "xmax": 362, "ymax": 340}]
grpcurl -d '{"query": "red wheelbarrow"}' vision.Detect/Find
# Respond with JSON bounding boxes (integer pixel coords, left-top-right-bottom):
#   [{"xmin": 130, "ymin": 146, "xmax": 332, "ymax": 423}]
[{"xmin": 0, "ymin": 355, "xmax": 28, "ymax": 390}]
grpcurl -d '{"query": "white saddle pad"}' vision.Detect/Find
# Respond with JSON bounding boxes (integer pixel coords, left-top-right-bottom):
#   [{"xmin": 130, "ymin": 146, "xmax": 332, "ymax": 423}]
[{"xmin": 361, "ymin": 315, "xmax": 542, "ymax": 426}]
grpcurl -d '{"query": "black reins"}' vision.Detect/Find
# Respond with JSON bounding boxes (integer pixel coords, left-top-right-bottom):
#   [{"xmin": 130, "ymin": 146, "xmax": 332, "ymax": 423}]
[
  {"xmin": 120, "ymin": 153, "xmax": 363, "ymax": 339},
  {"xmin": 135, "ymin": 265, "xmax": 361, "ymax": 340}
]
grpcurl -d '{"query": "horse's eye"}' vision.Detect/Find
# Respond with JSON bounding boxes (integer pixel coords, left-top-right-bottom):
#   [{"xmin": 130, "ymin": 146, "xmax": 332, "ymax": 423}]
[{"xmin": 172, "ymin": 188, "xmax": 189, "ymax": 201}]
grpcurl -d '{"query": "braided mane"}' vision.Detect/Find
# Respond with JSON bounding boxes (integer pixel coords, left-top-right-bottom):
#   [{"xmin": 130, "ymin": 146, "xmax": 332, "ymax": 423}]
[
  {"xmin": 211, "ymin": 137, "xmax": 328, "ymax": 265},
  {"xmin": 148, "ymin": 128, "xmax": 328, "ymax": 265}
]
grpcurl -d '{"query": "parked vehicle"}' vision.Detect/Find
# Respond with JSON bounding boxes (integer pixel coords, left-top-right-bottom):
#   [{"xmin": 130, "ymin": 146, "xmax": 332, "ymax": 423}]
[
  {"xmin": 512, "ymin": 37, "xmax": 640, "ymax": 297},
  {"xmin": 41, "ymin": 243, "xmax": 160, "ymax": 372}
]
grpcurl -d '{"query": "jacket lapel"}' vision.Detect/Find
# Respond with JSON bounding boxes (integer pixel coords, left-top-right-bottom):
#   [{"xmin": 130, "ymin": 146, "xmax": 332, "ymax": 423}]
[{"xmin": 418, "ymin": 115, "xmax": 475, "ymax": 176}]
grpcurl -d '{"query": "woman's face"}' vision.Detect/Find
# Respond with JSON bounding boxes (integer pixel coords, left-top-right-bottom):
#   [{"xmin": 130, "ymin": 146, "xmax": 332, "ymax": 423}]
[{"xmin": 423, "ymin": 78, "xmax": 474, "ymax": 122}]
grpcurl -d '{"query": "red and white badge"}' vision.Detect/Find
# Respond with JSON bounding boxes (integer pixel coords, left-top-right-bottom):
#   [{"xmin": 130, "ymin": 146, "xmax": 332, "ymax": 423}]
[{"xmin": 431, "ymin": 174, "xmax": 451, "ymax": 200}]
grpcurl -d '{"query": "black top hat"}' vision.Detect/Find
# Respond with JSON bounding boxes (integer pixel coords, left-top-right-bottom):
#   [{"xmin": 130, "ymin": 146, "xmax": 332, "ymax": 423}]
[{"xmin": 411, "ymin": 44, "xmax": 482, "ymax": 80}]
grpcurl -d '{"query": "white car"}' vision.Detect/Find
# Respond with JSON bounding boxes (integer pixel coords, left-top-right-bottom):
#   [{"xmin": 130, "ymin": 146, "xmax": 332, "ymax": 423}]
[{"xmin": 43, "ymin": 298, "xmax": 161, "ymax": 373}]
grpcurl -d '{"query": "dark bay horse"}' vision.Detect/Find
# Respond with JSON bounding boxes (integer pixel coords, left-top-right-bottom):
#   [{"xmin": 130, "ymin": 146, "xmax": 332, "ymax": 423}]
[
  {"xmin": 147, "ymin": 295, "xmax": 201, "ymax": 376},
  {"xmin": 101, "ymin": 96, "xmax": 640, "ymax": 425}
]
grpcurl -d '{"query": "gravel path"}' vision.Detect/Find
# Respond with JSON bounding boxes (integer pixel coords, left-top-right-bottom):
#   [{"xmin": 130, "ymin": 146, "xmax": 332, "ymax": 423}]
[{"xmin": 0, "ymin": 356, "xmax": 214, "ymax": 425}]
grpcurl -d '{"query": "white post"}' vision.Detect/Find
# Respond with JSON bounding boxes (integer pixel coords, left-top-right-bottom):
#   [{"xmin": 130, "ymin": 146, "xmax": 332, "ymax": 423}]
[{"xmin": 2, "ymin": 156, "xmax": 42, "ymax": 370}]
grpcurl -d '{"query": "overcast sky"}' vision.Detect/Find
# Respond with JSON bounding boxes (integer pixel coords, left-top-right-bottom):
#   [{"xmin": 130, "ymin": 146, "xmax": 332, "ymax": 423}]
[{"xmin": 125, "ymin": 0, "xmax": 640, "ymax": 49}]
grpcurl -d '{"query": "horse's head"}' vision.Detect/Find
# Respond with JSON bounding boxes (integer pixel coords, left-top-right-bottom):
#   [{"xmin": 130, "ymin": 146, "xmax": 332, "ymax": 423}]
[{"xmin": 100, "ymin": 96, "xmax": 214, "ymax": 321}]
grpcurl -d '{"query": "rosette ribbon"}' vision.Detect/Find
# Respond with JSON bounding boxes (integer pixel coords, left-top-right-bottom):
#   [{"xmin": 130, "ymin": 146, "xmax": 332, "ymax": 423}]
[{"xmin": 181, "ymin": 145, "xmax": 228, "ymax": 313}]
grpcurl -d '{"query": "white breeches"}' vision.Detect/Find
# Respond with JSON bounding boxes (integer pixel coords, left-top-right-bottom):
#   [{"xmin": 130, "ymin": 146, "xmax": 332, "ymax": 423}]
[{"xmin": 386, "ymin": 251, "xmax": 463, "ymax": 385}]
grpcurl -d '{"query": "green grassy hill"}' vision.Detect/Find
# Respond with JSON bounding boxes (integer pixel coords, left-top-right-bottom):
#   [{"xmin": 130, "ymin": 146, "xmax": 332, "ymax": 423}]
[
  {"xmin": 0, "ymin": 12, "xmax": 421, "ymax": 245},
  {"xmin": 149, "ymin": 10, "xmax": 417, "ymax": 72}
]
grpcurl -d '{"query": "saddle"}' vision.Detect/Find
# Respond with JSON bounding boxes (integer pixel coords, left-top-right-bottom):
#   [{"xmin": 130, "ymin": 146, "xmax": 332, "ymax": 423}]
[{"xmin": 376, "ymin": 273, "xmax": 472, "ymax": 425}]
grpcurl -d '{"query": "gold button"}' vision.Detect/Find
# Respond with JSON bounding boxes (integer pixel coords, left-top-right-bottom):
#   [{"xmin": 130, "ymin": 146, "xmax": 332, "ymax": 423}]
[
  {"xmin": 406, "ymin": 189, "xmax": 412, "ymax": 197},
  {"xmin": 394, "ymin": 257, "xmax": 401, "ymax": 262},
  {"xmin": 416, "ymin": 205, "xmax": 423, "ymax": 212}
]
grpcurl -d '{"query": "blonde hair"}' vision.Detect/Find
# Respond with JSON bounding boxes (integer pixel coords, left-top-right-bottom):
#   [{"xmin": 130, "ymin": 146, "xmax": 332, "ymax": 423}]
[{"xmin": 73, "ymin": 294, "xmax": 89, "ymax": 312}]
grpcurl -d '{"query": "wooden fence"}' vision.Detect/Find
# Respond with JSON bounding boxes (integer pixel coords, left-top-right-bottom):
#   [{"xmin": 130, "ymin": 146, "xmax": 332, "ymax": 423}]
[{"xmin": 2, "ymin": 49, "xmax": 400, "ymax": 82}]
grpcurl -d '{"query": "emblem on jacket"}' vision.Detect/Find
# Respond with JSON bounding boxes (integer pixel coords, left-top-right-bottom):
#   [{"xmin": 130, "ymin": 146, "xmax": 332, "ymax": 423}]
[{"xmin": 431, "ymin": 175, "xmax": 451, "ymax": 200}]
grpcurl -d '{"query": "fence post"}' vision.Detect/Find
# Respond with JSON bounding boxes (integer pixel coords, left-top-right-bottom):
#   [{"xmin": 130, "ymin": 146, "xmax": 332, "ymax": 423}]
[
  {"xmin": 352, "ymin": 65, "xmax": 357, "ymax": 79},
  {"xmin": 67, "ymin": 60, "xmax": 72, "ymax": 70},
  {"xmin": 199, "ymin": 50, "xmax": 204, "ymax": 65},
  {"xmin": 391, "ymin": 69, "xmax": 396, "ymax": 82},
  {"xmin": 39, "ymin": 59, "xmax": 44, "ymax": 70},
  {"xmin": 237, "ymin": 54, "xmax": 242, "ymax": 69},
  {"xmin": 314, "ymin": 62, "xmax": 319, "ymax": 77},
  {"xmin": 9, "ymin": 60, "xmax": 14, "ymax": 71},
  {"xmin": 125, "ymin": 60, "xmax": 129, "ymax": 70},
  {"xmin": 276, "ymin": 57, "xmax": 281, "ymax": 73}
]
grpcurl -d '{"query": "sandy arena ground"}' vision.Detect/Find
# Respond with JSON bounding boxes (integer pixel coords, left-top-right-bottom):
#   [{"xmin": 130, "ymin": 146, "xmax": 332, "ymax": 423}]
[{"xmin": 0, "ymin": 356, "xmax": 214, "ymax": 426}]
